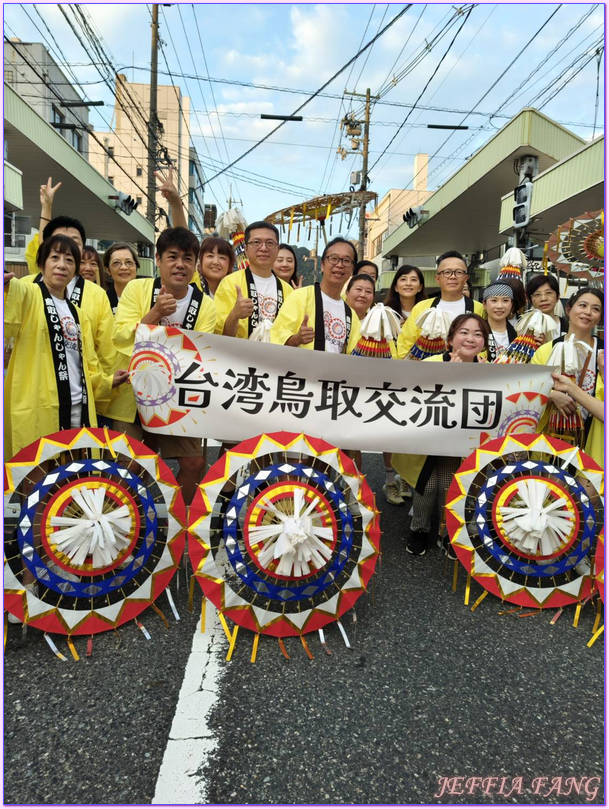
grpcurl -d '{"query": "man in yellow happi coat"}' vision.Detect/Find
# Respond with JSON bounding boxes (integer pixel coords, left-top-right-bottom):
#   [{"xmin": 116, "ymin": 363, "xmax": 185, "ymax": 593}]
[
  {"xmin": 213, "ymin": 221, "xmax": 292, "ymax": 339},
  {"xmin": 396, "ymin": 250, "xmax": 484, "ymax": 359},
  {"xmin": 270, "ymin": 237, "xmax": 361, "ymax": 354},
  {"xmin": 111, "ymin": 227, "xmax": 217, "ymax": 503}
]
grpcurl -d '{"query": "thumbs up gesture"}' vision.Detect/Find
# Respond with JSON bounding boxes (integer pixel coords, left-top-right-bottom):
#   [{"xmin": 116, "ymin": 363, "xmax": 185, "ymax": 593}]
[
  {"xmin": 232, "ymin": 285, "xmax": 254, "ymax": 319},
  {"xmin": 153, "ymin": 284, "xmax": 177, "ymax": 318},
  {"xmin": 296, "ymin": 313, "xmax": 315, "ymax": 345}
]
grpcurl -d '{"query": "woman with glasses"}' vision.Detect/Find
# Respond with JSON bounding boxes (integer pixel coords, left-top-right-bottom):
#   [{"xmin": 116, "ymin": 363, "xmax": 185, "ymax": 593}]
[
  {"xmin": 103, "ymin": 243, "xmax": 140, "ymax": 315},
  {"xmin": 525, "ymin": 273, "xmax": 566, "ymax": 337},
  {"xmin": 271, "ymin": 237, "xmax": 361, "ymax": 353}
]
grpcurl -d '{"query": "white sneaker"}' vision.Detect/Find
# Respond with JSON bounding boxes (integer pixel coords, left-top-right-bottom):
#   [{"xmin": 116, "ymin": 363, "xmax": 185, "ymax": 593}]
[{"xmin": 383, "ymin": 480, "xmax": 404, "ymax": 505}]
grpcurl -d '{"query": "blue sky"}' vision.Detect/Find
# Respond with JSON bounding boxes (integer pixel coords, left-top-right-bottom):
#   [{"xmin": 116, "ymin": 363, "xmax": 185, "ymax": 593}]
[{"xmin": 3, "ymin": 3, "xmax": 605, "ymax": 245}]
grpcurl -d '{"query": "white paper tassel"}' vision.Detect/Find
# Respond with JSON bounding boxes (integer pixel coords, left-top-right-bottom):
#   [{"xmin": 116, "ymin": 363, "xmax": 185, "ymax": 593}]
[
  {"xmin": 216, "ymin": 207, "xmax": 248, "ymax": 239},
  {"xmin": 359, "ymin": 303, "xmax": 402, "ymax": 340},
  {"xmin": 498, "ymin": 478, "xmax": 575, "ymax": 556},
  {"xmin": 415, "ymin": 307, "xmax": 453, "ymax": 340},
  {"xmin": 249, "ymin": 318, "xmax": 274, "ymax": 342},
  {"xmin": 547, "ymin": 333, "xmax": 593, "ymax": 375},
  {"xmin": 515, "ymin": 309, "xmax": 558, "ymax": 340},
  {"xmin": 500, "ymin": 247, "xmax": 528, "ymax": 270}
]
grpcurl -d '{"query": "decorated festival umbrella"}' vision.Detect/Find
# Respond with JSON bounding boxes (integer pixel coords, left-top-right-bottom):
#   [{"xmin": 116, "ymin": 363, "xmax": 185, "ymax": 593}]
[
  {"xmin": 445, "ymin": 433, "xmax": 603, "ymax": 610},
  {"xmin": 546, "ymin": 209, "xmax": 604, "ymax": 283},
  {"xmin": 352, "ymin": 303, "xmax": 402, "ymax": 359},
  {"xmin": 4, "ymin": 428, "xmax": 186, "ymax": 645},
  {"xmin": 189, "ymin": 432, "xmax": 380, "ymax": 655}
]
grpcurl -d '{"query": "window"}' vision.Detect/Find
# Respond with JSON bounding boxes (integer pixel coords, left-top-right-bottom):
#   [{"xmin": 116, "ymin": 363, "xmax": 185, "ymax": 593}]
[
  {"xmin": 107, "ymin": 146, "xmax": 114, "ymax": 158},
  {"xmin": 136, "ymin": 166, "xmax": 143, "ymax": 177},
  {"xmin": 5, "ymin": 69, "xmax": 14, "ymax": 83},
  {"xmin": 72, "ymin": 130, "xmax": 82, "ymax": 152},
  {"xmin": 136, "ymin": 196, "xmax": 142, "ymax": 205},
  {"xmin": 107, "ymin": 176, "xmax": 114, "ymax": 185},
  {"xmin": 51, "ymin": 105, "xmax": 65, "ymax": 126}
]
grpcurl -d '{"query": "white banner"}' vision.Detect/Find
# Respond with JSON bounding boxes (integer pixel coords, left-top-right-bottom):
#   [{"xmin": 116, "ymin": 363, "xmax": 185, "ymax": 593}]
[{"xmin": 129, "ymin": 325, "xmax": 554, "ymax": 456}]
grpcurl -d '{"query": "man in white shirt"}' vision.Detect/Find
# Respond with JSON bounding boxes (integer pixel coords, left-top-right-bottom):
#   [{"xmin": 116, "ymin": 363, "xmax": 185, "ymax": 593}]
[
  {"xmin": 214, "ymin": 221, "xmax": 292, "ymax": 339},
  {"xmin": 396, "ymin": 250, "xmax": 485, "ymax": 358},
  {"xmin": 270, "ymin": 237, "xmax": 361, "ymax": 354}
]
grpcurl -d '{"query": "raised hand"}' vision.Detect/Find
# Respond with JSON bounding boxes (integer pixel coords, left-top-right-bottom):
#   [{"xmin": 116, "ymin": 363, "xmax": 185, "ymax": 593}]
[
  {"xmin": 40, "ymin": 176, "xmax": 62, "ymax": 208},
  {"xmin": 155, "ymin": 166, "xmax": 180, "ymax": 204},
  {"xmin": 232, "ymin": 285, "xmax": 254, "ymax": 319},
  {"xmin": 291, "ymin": 276, "xmax": 304, "ymax": 289},
  {"xmin": 296, "ymin": 313, "xmax": 315, "ymax": 345}
]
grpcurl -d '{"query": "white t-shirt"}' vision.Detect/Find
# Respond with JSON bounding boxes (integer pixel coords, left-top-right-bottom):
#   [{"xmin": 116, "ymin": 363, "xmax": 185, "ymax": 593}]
[
  {"xmin": 160, "ymin": 286, "xmax": 194, "ymax": 328},
  {"xmin": 321, "ymin": 291, "xmax": 347, "ymax": 353},
  {"xmin": 252, "ymin": 273, "xmax": 279, "ymax": 322},
  {"xmin": 492, "ymin": 329, "xmax": 510, "ymax": 350},
  {"xmin": 436, "ymin": 297, "xmax": 467, "ymax": 322},
  {"xmin": 401, "ymin": 309, "xmax": 412, "ymax": 320},
  {"xmin": 52, "ymin": 295, "xmax": 82, "ymax": 405}
]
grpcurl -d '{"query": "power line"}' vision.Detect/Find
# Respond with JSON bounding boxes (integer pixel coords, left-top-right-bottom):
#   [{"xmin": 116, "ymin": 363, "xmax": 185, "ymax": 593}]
[
  {"xmin": 203, "ymin": 4, "xmax": 412, "ymax": 185},
  {"xmin": 368, "ymin": 4, "xmax": 474, "ymax": 176}
]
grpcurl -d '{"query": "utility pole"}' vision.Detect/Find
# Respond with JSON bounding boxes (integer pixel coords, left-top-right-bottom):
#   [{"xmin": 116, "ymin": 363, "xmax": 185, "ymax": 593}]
[
  {"xmin": 343, "ymin": 88, "xmax": 376, "ymax": 260},
  {"xmin": 146, "ymin": 3, "xmax": 159, "ymax": 224}
]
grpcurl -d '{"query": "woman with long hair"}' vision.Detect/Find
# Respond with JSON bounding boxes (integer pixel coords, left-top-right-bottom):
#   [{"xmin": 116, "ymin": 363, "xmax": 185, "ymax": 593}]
[
  {"xmin": 273, "ymin": 243, "xmax": 301, "ymax": 288},
  {"xmin": 384, "ymin": 264, "xmax": 425, "ymax": 319}
]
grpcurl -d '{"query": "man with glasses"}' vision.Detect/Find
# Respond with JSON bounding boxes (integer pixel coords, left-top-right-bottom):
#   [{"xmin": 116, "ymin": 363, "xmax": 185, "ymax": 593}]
[
  {"xmin": 396, "ymin": 250, "xmax": 484, "ymax": 359},
  {"xmin": 214, "ymin": 221, "xmax": 292, "ymax": 339},
  {"xmin": 270, "ymin": 237, "xmax": 361, "ymax": 353}
]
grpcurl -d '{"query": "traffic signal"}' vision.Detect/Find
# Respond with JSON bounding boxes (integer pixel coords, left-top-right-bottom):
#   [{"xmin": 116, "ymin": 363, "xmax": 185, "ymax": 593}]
[
  {"xmin": 402, "ymin": 206, "xmax": 429, "ymax": 229},
  {"xmin": 110, "ymin": 192, "xmax": 139, "ymax": 216},
  {"xmin": 512, "ymin": 181, "xmax": 533, "ymax": 229}
]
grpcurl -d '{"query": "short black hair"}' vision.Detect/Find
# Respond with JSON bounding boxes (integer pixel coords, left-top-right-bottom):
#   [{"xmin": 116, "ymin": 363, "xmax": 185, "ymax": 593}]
[
  {"xmin": 244, "ymin": 221, "xmax": 279, "ymax": 243},
  {"xmin": 354, "ymin": 259, "xmax": 378, "ymax": 280},
  {"xmin": 199, "ymin": 236, "xmax": 235, "ymax": 270},
  {"xmin": 436, "ymin": 249, "xmax": 466, "ymax": 267},
  {"xmin": 36, "ymin": 234, "xmax": 81, "ymax": 273},
  {"xmin": 321, "ymin": 236, "xmax": 358, "ymax": 264},
  {"xmin": 42, "ymin": 215, "xmax": 86, "ymax": 245},
  {"xmin": 156, "ymin": 227, "xmax": 199, "ymax": 258},
  {"xmin": 525, "ymin": 273, "xmax": 560, "ymax": 301}
]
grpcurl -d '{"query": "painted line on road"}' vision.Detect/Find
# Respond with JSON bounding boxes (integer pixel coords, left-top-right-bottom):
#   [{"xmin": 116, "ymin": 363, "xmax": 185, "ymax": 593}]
[{"xmin": 152, "ymin": 607, "xmax": 227, "ymax": 804}]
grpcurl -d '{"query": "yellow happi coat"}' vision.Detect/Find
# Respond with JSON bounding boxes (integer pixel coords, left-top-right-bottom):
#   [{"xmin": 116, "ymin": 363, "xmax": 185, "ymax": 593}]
[
  {"xmin": 213, "ymin": 269, "xmax": 293, "ymax": 339},
  {"xmin": 396, "ymin": 296, "xmax": 485, "ymax": 359},
  {"xmin": 270, "ymin": 285, "xmax": 361, "ymax": 354},
  {"xmin": 532, "ymin": 338, "xmax": 604, "ymax": 467},
  {"xmin": 4, "ymin": 278, "xmax": 113, "ymax": 458},
  {"xmin": 109, "ymin": 278, "xmax": 217, "ymax": 422}
]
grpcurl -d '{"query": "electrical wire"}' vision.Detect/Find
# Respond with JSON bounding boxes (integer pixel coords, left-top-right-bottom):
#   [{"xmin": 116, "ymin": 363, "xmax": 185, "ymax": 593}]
[{"xmin": 203, "ymin": 4, "xmax": 412, "ymax": 185}]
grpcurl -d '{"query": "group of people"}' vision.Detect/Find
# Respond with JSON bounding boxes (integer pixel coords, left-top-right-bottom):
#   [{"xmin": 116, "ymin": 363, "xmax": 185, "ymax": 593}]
[{"xmin": 4, "ymin": 176, "xmax": 604, "ymax": 570}]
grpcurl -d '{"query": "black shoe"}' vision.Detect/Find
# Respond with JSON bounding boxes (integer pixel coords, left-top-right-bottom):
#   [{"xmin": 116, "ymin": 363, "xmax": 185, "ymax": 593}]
[
  {"xmin": 406, "ymin": 531, "xmax": 428, "ymax": 556},
  {"xmin": 441, "ymin": 535, "xmax": 457, "ymax": 560}
]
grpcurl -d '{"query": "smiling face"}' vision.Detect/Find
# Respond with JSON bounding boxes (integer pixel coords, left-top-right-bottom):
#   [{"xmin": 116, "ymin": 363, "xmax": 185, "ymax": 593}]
[
  {"xmin": 484, "ymin": 295, "xmax": 513, "ymax": 323},
  {"xmin": 200, "ymin": 246, "xmax": 231, "ymax": 288},
  {"xmin": 448, "ymin": 317, "xmax": 486, "ymax": 361},
  {"xmin": 436, "ymin": 256, "xmax": 468, "ymax": 298},
  {"xmin": 42, "ymin": 245, "xmax": 77, "ymax": 296},
  {"xmin": 346, "ymin": 278, "xmax": 375, "ymax": 318},
  {"xmin": 568, "ymin": 292, "xmax": 602, "ymax": 334},
  {"xmin": 273, "ymin": 248, "xmax": 296, "ymax": 282},
  {"xmin": 245, "ymin": 227, "xmax": 279, "ymax": 274},
  {"xmin": 156, "ymin": 245, "xmax": 196, "ymax": 296},
  {"xmin": 108, "ymin": 248, "xmax": 138, "ymax": 287},
  {"xmin": 530, "ymin": 282, "xmax": 558, "ymax": 314},
  {"xmin": 321, "ymin": 241, "xmax": 356, "ymax": 293},
  {"xmin": 395, "ymin": 270, "xmax": 423, "ymax": 302},
  {"xmin": 80, "ymin": 252, "xmax": 100, "ymax": 283}
]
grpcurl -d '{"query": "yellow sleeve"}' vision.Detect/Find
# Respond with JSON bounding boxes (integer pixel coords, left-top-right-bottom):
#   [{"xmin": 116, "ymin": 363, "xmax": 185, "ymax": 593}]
[
  {"xmin": 473, "ymin": 300, "xmax": 486, "ymax": 318},
  {"xmin": 213, "ymin": 272, "xmax": 242, "ymax": 335},
  {"xmin": 25, "ymin": 233, "xmax": 41, "ymax": 275},
  {"xmin": 113, "ymin": 280, "xmax": 148, "ymax": 355},
  {"xmin": 87, "ymin": 285, "xmax": 117, "ymax": 376},
  {"xmin": 396, "ymin": 302, "xmax": 424, "ymax": 359},
  {"xmin": 269, "ymin": 288, "xmax": 313, "ymax": 347},
  {"xmin": 531, "ymin": 342, "xmax": 552, "ymax": 365},
  {"xmin": 195, "ymin": 294, "xmax": 218, "ymax": 333},
  {"xmin": 82, "ymin": 311, "xmax": 113, "ymax": 408},
  {"xmin": 4, "ymin": 277, "xmax": 32, "ymax": 339}
]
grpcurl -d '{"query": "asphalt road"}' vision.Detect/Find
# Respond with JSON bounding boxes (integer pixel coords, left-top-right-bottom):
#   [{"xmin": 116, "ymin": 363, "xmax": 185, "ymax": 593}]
[{"xmin": 4, "ymin": 453, "xmax": 604, "ymax": 806}]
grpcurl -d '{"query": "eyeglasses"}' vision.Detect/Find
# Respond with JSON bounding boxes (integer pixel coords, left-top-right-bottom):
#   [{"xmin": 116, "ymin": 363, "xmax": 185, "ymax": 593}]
[
  {"xmin": 324, "ymin": 255, "xmax": 355, "ymax": 267},
  {"xmin": 247, "ymin": 239, "xmax": 278, "ymax": 249},
  {"xmin": 110, "ymin": 259, "xmax": 137, "ymax": 269},
  {"xmin": 437, "ymin": 269, "xmax": 467, "ymax": 278}
]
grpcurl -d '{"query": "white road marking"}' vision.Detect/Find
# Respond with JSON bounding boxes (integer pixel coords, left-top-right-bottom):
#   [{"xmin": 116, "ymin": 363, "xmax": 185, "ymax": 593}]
[{"xmin": 152, "ymin": 606, "xmax": 227, "ymax": 804}]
